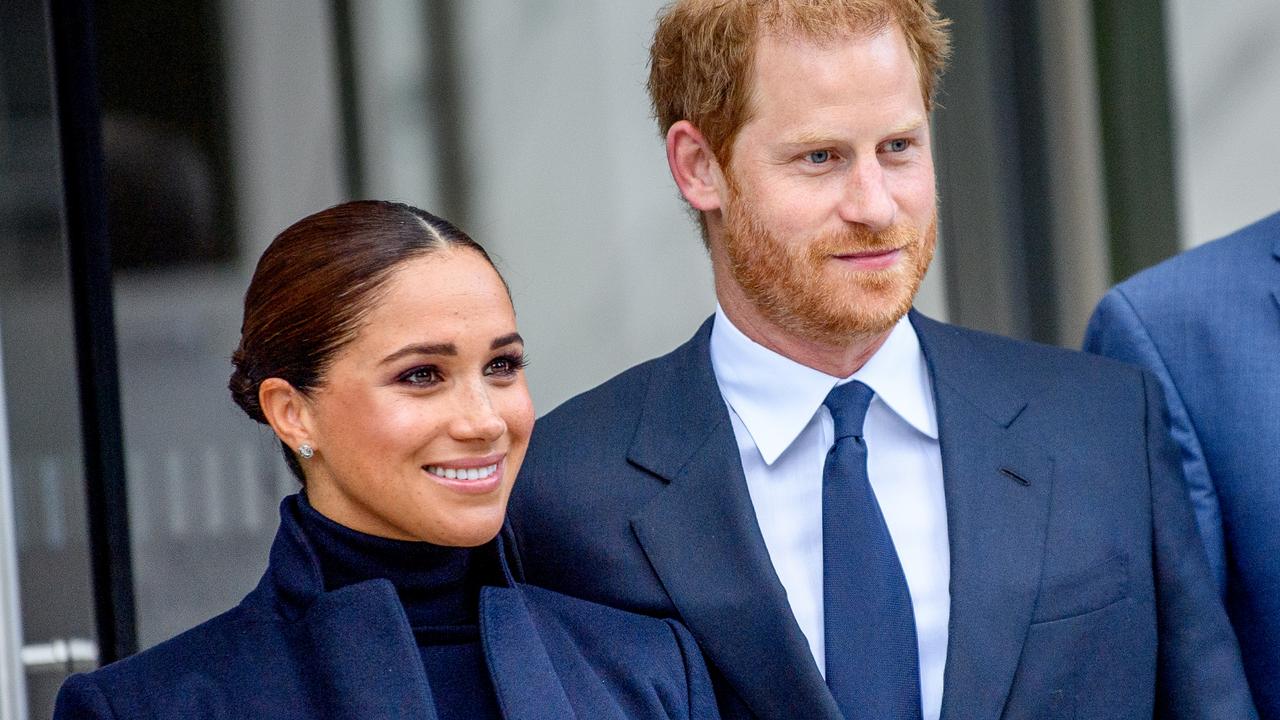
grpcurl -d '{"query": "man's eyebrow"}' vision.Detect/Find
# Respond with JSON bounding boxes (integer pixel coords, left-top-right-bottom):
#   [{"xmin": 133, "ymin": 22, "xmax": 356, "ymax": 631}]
[
  {"xmin": 779, "ymin": 118, "xmax": 928, "ymax": 148},
  {"xmin": 784, "ymin": 131, "xmax": 838, "ymax": 147},
  {"xmin": 379, "ymin": 342, "xmax": 457, "ymax": 365},
  {"xmin": 887, "ymin": 116, "xmax": 927, "ymax": 135},
  {"xmin": 491, "ymin": 332, "xmax": 523, "ymax": 350}
]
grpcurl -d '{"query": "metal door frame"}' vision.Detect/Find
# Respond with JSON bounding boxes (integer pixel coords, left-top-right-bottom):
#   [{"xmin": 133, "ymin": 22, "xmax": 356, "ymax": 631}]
[{"xmin": 0, "ymin": 327, "xmax": 29, "ymax": 720}]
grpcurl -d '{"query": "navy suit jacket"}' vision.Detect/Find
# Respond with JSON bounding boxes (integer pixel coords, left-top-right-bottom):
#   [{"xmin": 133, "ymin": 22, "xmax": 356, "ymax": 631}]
[
  {"xmin": 1085, "ymin": 210, "xmax": 1280, "ymax": 718},
  {"xmin": 53, "ymin": 498, "xmax": 719, "ymax": 720},
  {"xmin": 510, "ymin": 311, "xmax": 1256, "ymax": 719}
]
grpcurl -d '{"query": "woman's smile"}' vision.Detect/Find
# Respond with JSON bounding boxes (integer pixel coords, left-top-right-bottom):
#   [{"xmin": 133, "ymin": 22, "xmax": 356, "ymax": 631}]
[{"xmin": 424, "ymin": 454, "xmax": 506, "ymax": 494}]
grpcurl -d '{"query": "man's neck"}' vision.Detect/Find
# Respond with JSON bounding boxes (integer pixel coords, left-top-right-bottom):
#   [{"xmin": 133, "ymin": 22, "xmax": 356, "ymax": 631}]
[{"xmin": 717, "ymin": 291, "xmax": 895, "ymax": 378}]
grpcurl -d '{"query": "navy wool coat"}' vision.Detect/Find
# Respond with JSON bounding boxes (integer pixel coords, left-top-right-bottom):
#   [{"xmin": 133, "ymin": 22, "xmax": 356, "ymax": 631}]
[{"xmin": 54, "ymin": 501, "xmax": 719, "ymax": 720}]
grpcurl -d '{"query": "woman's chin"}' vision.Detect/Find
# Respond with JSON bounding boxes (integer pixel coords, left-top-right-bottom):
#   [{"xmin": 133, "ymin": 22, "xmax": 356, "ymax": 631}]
[{"xmin": 413, "ymin": 504, "xmax": 508, "ymax": 547}]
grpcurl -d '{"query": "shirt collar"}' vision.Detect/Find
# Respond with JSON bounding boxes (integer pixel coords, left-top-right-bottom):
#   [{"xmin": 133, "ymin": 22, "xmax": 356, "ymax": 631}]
[{"xmin": 709, "ymin": 306, "xmax": 938, "ymax": 465}]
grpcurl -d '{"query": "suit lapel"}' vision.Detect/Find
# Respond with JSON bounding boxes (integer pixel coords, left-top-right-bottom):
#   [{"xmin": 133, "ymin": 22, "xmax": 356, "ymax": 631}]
[
  {"xmin": 628, "ymin": 318, "xmax": 842, "ymax": 720},
  {"xmin": 912, "ymin": 313, "xmax": 1055, "ymax": 720}
]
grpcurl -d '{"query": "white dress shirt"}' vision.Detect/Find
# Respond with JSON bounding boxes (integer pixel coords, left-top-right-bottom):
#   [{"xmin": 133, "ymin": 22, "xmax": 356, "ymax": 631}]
[{"xmin": 709, "ymin": 307, "xmax": 949, "ymax": 720}]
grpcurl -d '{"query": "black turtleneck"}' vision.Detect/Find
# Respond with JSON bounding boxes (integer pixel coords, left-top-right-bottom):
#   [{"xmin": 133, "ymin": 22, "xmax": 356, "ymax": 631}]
[{"xmin": 295, "ymin": 494, "xmax": 503, "ymax": 719}]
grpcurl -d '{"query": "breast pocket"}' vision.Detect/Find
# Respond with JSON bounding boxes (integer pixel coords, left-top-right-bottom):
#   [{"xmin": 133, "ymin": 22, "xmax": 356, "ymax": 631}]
[{"xmin": 1030, "ymin": 553, "xmax": 1129, "ymax": 624}]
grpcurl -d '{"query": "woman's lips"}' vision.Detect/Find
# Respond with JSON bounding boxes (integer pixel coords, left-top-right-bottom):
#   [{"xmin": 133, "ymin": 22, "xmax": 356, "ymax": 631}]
[
  {"xmin": 832, "ymin": 247, "xmax": 902, "ymax": 271},
  {"xmin": 423, "ymin": 454, "xmax": 505, "ymax": 494}
]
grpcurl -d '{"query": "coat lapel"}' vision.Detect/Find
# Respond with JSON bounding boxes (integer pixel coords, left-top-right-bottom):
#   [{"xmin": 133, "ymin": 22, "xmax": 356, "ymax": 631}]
[
  {"xmin": 628, "ymin": 319, "xmax": 841, "ymax": 720},
  {"xmin": 303, "ymin": 581, "xmax": 440, "ymax": 720},
  {"xmin": 260, "ymin": 499, "xmax": 440, "ymax": 720},
  {"xmin": 911, "ymin": 313, "xmax": 1055, "ymax": 720},
  {"xmin": 479, "ymin": 587, "xmax": 580, "ymax": 720}
]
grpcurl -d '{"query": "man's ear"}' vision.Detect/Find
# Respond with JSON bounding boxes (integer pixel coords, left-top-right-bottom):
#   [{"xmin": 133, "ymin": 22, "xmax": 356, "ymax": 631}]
[
  {"xmin": 258, "ymin": 378, "xmax": 315, "ymax": 453},
  {"xmin": 666, "ymin": 120, "xmax": 727, "ymax": 212}
]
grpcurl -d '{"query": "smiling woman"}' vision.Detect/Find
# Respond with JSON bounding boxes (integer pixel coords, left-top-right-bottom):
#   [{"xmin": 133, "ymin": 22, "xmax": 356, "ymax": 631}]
[{"xmin": 52, "ymin": 201, "xmax": 720, "ymax": 720}]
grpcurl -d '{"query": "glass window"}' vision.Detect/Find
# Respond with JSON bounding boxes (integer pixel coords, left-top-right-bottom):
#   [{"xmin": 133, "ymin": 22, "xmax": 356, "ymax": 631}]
[{"xmin": 0, "ymin": 2, "xmax": 97, "ymax": 716}]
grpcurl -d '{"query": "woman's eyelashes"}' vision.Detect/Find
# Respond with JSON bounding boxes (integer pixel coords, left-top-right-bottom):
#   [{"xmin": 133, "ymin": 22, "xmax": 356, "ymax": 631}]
[
  {"xmin": 398, "ymin": 365, "xmax": 444, "ymax": 387},
  {"xmin": 485, "ymin": 352, "xmax": 528, "ymax": 378},
  {"xmin": 394, "ymin": 352, "xmax": 527, "ymax": 388}
]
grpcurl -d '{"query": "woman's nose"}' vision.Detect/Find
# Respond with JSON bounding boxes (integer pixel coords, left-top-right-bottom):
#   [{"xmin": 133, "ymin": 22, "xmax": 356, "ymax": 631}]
[{"xmin": 451, "ymin": 383, "xmax": 507, "ymax": 442}]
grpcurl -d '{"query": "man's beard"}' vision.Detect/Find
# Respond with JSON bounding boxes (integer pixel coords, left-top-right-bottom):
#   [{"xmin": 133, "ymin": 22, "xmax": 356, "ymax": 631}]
[{"xmin": 720, "ymin": 192, "xmax": 937, "ymax": 348}]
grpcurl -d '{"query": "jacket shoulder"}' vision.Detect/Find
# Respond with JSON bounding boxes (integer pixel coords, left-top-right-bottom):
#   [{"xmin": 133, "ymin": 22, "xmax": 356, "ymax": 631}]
[
  {"xmin": 1112, "ymin": 210, "xmax": 1279, "ymax": 305},
  {"xmin": 525, "ymin": 321, "xmax": 709, "ymax": 464},
  {"xmin": 916, "ymin": 313, "xmax": 1146, "ymax": 389},
  {"xmin": 55, "ymin": 607, "xmax": 262, "ymax": 718}
]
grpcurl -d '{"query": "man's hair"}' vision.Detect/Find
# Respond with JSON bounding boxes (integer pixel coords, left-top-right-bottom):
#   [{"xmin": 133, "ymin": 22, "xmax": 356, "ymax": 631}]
[{"xmin": 647, "ymin": 0, "xmax": 951, "ymax": 166}]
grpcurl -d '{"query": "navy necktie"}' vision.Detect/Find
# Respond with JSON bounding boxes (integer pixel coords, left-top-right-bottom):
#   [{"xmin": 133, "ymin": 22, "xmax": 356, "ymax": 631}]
[{"xmin": 822, "ymin": 381, "xmax": 922, "ymax": 720}]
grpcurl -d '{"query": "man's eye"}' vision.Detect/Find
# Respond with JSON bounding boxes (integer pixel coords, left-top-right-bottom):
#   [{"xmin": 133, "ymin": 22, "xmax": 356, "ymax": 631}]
[
  {"xmin": 883, "ymin": 138, "xmax": 910, "ymax": 153},
  {"xmin": 806, "ymin": 149, "xmax": 832, "ymax": 164}
]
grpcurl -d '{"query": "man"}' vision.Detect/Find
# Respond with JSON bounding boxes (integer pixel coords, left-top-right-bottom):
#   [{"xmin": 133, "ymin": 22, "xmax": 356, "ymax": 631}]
[
  {"xmin": 1085, "ymin": 210, "xmax": 1280, "ymax": 719},
  {"xmin": 510, "ymin": 2, "xmax": 1255, "ymax": 718}
]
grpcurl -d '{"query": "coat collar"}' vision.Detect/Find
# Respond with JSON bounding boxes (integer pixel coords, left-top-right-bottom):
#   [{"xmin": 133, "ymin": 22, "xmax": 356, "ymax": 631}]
[
  {"xmin": 240, "ymin": 496, "xmax": 528, "ymax": 720},
  {"xmin": 256, "ymin": 495, "xmax": 516, "ymax": 619}
]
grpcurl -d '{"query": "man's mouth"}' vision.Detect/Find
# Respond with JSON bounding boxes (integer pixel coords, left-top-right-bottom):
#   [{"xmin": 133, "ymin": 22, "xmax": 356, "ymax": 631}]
[{"xmin": 831, "ymin": 247, "xmax": 903, "ymax": 270}]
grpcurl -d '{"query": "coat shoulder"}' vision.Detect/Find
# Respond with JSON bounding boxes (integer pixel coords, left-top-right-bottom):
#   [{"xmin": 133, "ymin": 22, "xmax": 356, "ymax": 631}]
[
  {"xmin": 518, "ymin": 582, "xmax": 682, "ymax": 645},
  {"xmin": 514, "ymin": 583, "xmax": 708, "ymax": 694},
  {"xmin": 55, "ymin": 606, "xmax": 264, "ymax": 718}
]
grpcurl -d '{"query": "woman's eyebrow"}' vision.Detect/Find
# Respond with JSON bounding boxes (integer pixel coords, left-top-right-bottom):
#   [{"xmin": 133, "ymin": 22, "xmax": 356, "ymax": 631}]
[
  {"xmin": 380, "ymin": 342, "xmax": 456, "ymax": 365},
  {"xmin": 491, "ymin": 332, "xmax": 523, "ymax": 350}
]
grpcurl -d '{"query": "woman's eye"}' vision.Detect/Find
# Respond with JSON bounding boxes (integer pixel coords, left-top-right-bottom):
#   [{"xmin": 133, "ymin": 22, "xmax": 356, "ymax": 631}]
[
  {"xmin": 485, "ymin": 353, "xmax": 528, "ymax": 377},
  {"xmin": 400, "ymin": 366, "xmax": 442, "ymax": 386},
  {"xmin": 806, "ymin": 149, "xmax": 832, "ymax": 164},
  {"xmin": 883, "ymin": 138, "xmax": 910, "ymax": 153}
]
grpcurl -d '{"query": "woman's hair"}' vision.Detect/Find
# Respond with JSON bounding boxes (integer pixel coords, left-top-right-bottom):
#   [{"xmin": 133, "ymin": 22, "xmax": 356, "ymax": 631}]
[{"xmin": 229, "ymin": 200, "xmax": 500, "ymax": 482}]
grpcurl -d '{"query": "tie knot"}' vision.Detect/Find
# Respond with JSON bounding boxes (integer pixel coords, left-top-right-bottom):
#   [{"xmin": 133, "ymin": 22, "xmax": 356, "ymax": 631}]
[{"xmin": 823, "ymin": 381, "xmax": 875, "ymax": 440}]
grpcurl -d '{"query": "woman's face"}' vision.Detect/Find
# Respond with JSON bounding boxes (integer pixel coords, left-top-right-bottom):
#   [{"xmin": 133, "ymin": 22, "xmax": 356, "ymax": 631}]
[{"xmin": 298, "ymin": 248, "xmax": 533, "ymax": 546}]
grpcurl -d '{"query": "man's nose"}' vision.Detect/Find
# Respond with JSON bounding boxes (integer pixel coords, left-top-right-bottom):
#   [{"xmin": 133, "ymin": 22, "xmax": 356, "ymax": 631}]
[{"xmin": 836, "ymin": 157, "xmax": 895, "ymax": 231}]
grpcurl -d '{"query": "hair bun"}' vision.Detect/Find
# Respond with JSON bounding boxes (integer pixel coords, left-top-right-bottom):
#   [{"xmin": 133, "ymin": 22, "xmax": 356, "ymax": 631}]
[{"xmin": 228, "ymin": 348, "xmax": 267, "ymax": 424}]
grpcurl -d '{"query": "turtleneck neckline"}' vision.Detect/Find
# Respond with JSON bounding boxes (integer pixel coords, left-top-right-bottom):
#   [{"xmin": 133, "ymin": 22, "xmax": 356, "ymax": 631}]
[{"xmin": 293, "ymin": 493, "xmax": 501, "ymax": 629}]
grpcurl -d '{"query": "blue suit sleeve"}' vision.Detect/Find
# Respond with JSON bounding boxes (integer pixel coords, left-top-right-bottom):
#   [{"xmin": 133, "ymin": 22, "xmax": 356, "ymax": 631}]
[
  {"xmin": 663, "ymin": 619, "xmax": 722, "ymax": 719},
  {"xmin": 1084, "ymin": 287, "xmax": 1226, "ymax": 596},
  {"xmin": 54, "ymin": 673, "xmax": 118, "ymax": 720},
  {"xmin": 1140, "ymin": 371, "xmax": 1257, "ymax": 718}
]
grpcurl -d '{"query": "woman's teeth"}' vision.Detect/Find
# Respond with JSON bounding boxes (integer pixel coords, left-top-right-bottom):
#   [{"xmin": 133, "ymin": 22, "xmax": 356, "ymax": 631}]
[{"xmin": 426, "ymin": 463, "xmax": 499, "ymax": 481}]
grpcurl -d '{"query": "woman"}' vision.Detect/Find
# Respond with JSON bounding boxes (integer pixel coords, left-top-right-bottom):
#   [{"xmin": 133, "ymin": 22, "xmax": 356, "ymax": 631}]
[{"xmin": 54, "ymin": 201, "xmax": 719, "ymax": 719}]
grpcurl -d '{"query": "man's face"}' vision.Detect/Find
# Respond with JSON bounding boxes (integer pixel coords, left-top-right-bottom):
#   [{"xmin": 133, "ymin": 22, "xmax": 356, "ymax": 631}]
[{"xmin": 715, "ymin": 25, "xmax": 937, "ymax": 346}]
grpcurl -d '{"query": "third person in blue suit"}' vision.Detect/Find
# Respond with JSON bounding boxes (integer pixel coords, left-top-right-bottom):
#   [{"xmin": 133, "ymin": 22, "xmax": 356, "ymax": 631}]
[
  {"xmin": 1086, "ymin": 209, "xmax": 1280, "ymax": 718},
  {"xmin": 508, "ymin": 1, "xmax": 1256, "ymax": 719}
]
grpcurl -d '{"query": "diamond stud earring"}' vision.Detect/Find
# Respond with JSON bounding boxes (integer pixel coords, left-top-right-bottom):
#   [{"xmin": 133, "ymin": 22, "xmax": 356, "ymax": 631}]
[{"xmin": 298, "ymin": 444, "xmax": 315, "ymax": 459}]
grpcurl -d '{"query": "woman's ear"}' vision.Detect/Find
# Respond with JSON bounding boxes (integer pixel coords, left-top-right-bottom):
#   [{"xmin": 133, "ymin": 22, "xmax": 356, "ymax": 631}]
[
  {"xmin": 666, "ymin": 120, "xmax": 727, "ymax": 212},
  {"xmin": 258, "ymin": 378, "xmax": 314, "ymax": 453}
]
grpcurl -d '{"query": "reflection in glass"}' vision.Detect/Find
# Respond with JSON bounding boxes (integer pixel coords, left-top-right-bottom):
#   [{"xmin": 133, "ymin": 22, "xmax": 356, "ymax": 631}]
[{"xmin": 0, "ymin": 1, "xmax": 97, "ymax": 717}]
